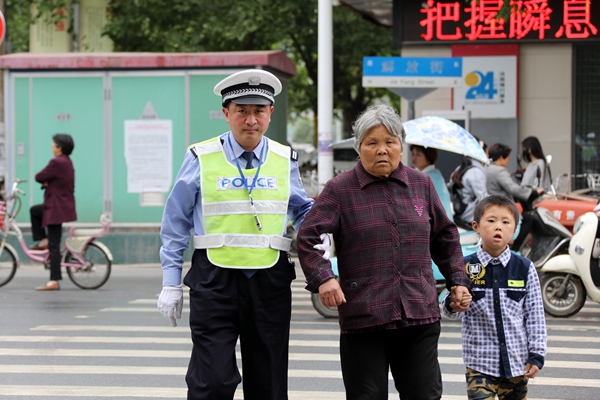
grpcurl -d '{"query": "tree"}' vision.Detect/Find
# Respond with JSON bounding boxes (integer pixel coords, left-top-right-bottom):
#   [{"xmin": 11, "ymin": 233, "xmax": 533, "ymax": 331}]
[
  {"xmin": 5, "ymin": 0, "xmax": 78, "ymax": 53},
  {"xmin": 103, "ymin": 0, "xmax": 400, "ymax": 141}
]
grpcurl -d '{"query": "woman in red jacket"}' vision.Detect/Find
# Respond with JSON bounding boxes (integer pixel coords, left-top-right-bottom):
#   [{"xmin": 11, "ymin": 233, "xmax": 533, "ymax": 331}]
[{"xmin": 31, "ymin": 134, "xmax": 77, "ymax": 291}]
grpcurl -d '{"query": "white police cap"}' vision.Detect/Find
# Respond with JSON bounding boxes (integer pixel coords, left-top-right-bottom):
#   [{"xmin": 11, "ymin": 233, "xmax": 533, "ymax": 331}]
[{"xmin": 214, "ymin": 69, "xmax": 282, "ymax": 107}]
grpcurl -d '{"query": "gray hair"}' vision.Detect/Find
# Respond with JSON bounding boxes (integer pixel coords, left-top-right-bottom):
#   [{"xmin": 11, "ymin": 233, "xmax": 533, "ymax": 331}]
[{"xmin": 352, "ymin": 104, "xmax": 406, "ymax": 153}]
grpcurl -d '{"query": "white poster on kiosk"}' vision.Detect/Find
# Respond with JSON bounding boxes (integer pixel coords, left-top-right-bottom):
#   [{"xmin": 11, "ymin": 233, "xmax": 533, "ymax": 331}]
[
  {"xmin": 453, "ymin": 56, "xmax": 517, "ymax": 119},
  {"xmin": 124, "ymin": 120, "xmax": 173, "ymax": 193}
]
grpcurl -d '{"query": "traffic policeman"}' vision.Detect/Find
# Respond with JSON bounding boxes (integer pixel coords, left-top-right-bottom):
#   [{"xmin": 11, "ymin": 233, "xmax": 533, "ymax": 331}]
[{"xmin": 157, "ymin": 69, "xmax": 314, "ymax": 400}]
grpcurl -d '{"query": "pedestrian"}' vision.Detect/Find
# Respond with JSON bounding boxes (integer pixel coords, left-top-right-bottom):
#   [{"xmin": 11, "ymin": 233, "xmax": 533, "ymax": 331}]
[
  {"xmin": 485, "ymin": 143, "xmax": 544, "ymax": 251},
  {"xmin": 442, "ymin": 195, "xmax": 547, "ymax": 400},
  {"xmin": 521, "ymin": 136, "xmax": 552, "ymax": 193},
  {"xmin": 297, "ymin": 104, "xmax": 472, "ymax": 400},
  {"xmin": 486, "ymin": 143, "xmax": 544, "ymax": 206},
  {"xmin": 157, "ymin": 69, "xmax": 314, "ymax": 400},
  {"xmin": 448, "ymin": 154, "xmax": 488, "ymax": 230},
  {"xmin": 31, "ymin": 134, "xmax": 77, "ymax": 291},
  {"xmin": 410, "ymin": 144, "xmax": 453, "ymax": 220}
]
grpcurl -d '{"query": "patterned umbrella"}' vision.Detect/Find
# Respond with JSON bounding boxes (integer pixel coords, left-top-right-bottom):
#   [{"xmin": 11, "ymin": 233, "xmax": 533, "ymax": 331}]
[{"xmin": 403, "ymin": 116, "xmax": 489, "ymax": 164}]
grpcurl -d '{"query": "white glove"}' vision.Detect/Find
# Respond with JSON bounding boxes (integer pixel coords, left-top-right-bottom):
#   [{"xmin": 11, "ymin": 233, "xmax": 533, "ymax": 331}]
[
  {"xmin": 157, "ymin": 285, "xmax": 184, "ymax": 327},
  {"xmin": 313, "ymin": 233, "xmax": 332, "ymax": 260}
]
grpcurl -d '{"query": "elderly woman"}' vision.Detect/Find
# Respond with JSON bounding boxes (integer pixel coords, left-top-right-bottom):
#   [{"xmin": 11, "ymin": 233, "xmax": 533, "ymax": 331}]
[
  {"xmin": 411, "ymin": 144, "xmax": 453, "ymax": 221},
  {"xmin": 297, "ymin": 104, "xmax": 471, "ymax": 400}
]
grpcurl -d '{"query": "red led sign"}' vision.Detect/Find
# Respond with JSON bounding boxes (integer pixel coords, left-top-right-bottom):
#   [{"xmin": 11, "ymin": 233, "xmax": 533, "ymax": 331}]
[{"xmin": 397, "ymin": 0, "xmax": 600, "ymax": 45}]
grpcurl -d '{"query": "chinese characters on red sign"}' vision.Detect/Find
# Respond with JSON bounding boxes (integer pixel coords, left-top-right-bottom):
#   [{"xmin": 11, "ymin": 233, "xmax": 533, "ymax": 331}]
[{"xmin": 418, "ymin": 0, "xmax": 597, "ymax": 42}]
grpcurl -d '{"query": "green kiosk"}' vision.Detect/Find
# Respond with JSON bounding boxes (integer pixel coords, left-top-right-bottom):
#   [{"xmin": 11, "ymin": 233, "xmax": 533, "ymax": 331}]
[{"xmin": 0, "ymin": 51, "xmax": 296, "ymax": 263}]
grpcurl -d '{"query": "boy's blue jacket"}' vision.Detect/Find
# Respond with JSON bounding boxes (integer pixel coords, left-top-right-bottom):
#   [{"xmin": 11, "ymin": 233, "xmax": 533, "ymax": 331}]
[{"xmin": 443, "ymin": 246, "xmax": 547, "ymax": 378}]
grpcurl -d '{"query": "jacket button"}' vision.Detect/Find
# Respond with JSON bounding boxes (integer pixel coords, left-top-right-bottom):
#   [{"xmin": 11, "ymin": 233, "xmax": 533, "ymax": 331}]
[{"xmin": 351, "ymin": 282, "xmax": 357, "ymax": 288}]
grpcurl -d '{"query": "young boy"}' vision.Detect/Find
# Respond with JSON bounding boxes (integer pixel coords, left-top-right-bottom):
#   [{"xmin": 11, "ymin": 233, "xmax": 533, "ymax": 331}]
[{"xmin": 443, "ymin": 195, "xmax": 547, "ymax": 400}]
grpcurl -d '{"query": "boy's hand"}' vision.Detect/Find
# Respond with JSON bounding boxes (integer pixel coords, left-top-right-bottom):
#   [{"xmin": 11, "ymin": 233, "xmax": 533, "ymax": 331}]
[
  {"xmin": 450, "ymin": 285, "xmax": 472, "ymax": 312},
  {"xmin": 524, "ymin": 363, "xmax": 540, "ymax": 378}
]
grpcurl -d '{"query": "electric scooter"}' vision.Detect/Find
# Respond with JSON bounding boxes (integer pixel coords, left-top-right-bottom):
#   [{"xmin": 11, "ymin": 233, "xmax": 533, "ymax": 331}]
[
  {"xmin": 539, "ymin": 202, "xmax": 600, "ymax": 317},
  {"xmin": 518, "ymin": 205, "xmax": 573, "ymax": 268}
]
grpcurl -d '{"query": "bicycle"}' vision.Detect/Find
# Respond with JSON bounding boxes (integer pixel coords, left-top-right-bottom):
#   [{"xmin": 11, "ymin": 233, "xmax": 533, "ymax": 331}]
[{"xmin": 0, "ymin": 179, "xmax": 113, "ymax": 289}]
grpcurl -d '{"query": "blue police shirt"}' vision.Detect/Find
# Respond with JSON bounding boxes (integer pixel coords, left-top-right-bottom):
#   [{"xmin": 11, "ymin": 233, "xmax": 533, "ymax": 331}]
[{"xmin": 159, "ymin": 132, "xmax": 314, "ymax": 286}]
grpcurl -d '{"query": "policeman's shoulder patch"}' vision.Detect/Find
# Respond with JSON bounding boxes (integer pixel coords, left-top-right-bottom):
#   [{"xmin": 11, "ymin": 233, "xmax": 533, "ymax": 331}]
[{"xmin": 290, "ymin": 149, "xmax": 298, "ymax": 162}]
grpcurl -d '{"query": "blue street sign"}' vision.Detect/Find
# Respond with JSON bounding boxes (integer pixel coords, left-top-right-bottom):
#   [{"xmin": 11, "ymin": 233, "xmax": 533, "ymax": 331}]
[
  {"xmin": 363, "ymin": 57, "xmax": 463, "ymax": 88},
  {"xmin": 363, "ymin": 57, "xmax": 462, "ymax": 77}
]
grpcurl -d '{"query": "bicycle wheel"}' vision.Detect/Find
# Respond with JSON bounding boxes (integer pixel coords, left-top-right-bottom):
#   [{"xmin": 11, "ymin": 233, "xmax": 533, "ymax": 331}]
[
  {"xmin": 0, "ymin": 244, "xmax": 18, "ymax": 288},
  {"xmin": 65, "ymin": 242, "xmax": 111, "ymax": 289}
]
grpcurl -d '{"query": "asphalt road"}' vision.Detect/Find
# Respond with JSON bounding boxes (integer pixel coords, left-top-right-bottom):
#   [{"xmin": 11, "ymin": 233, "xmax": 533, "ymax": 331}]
[{"xmin": 0, "ymin": 261, "xmax": 599, "ymax": 399}]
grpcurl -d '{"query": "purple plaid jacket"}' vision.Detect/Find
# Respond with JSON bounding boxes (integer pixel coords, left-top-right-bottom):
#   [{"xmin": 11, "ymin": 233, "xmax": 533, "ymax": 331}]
[{"xmin": 297, "ymin": 161, "xmax": 471, "ymax": 332}]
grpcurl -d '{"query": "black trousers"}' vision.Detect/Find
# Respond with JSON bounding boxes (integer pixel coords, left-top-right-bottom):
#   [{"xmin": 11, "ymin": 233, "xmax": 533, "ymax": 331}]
[
  {"xmin": 511, "ymin": 211, "xmax": 534, "ymax": 252},
  {"xmin": 30, "ymin": 204, "xmax": 62, "ymax": 281},
  {"xmin": 340, "ymin": 322, "xmax": 443, "ymax": 400},
  {"xmin": 183, "ymin": 249, "xmax": 296, "ymax": 400}
]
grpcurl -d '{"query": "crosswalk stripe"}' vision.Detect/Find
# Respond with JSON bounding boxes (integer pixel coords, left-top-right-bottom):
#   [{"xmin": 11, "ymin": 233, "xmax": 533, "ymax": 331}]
[
  {"xmin": 7, "ymin": 332, "xmax": 600, "ymax": 352},
  {"xmin": 3, "ymin": 346, "xmax": 600, "ymax": 362},
  {"xmin": 0, "ymin": 336, "xmax": 192, "ymax": 344},
  {"xmin": 19, "ymin": 328, "xmax": 600, "ymax": 355},
  {"xmin": 0, "ymin": 365, "xmax": 187, "ymax": 374},
  {"xmin": 0, "ymin": 387, "xmax": 477, "ymax": 399},
  {"xmin": 3, "ymin": 364, "xmax": 600, "ymax": 388},
  {"xmin": 1, "ymin": 336, "xmax": 599, "ymax": 370},
  {"xmin": 0, "ymin": 385, "xmax": 563, "ymax": 400},
  {"xmin": 28, "ymin": 321, "xmax": 600, "ymax": 333},
  {"xmin": 31, "ymin": 325, "xmax": 192, "ymax": 332},
  {"xmin": 0, "ymin": 386, "xmax": 557, "ymax": 400},
  {"xmin": 0, "ymin": 386, "xmax": 186, "ymax": 397},
  {"xmin": 30, "ymin": 321, "xmax": 339, "ymax": 331}
]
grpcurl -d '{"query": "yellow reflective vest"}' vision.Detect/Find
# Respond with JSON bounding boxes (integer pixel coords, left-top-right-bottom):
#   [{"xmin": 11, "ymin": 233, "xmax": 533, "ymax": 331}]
[{"xmin": 194, "ymin": 137, "xmax": 291, "ymax": 268}]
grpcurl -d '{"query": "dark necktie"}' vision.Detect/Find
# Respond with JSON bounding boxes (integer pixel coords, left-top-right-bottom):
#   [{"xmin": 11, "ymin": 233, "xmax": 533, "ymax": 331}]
[
  {"xmin": 241, "ymin": 151, "xmax": 257, "ymax": 278},
  {"xmin": 241, "ymin": 151, "xmax": 254, "ymax": 169}
]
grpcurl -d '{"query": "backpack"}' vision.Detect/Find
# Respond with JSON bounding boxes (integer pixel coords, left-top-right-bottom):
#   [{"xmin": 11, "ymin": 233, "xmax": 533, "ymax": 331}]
[{"xmin": 448, "ymin": 181, "xmax": 468, "ymax": 217}]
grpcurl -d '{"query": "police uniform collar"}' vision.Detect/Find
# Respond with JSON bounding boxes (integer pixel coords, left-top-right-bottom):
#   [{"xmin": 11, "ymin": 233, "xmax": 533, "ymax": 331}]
[
  {"xmin": 224, "ymin": 132, "xmax": 266, "ymax": 162},
  {"xmin": 214, "ymin": 69, "xmax": 282, "ymax": 107}
]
